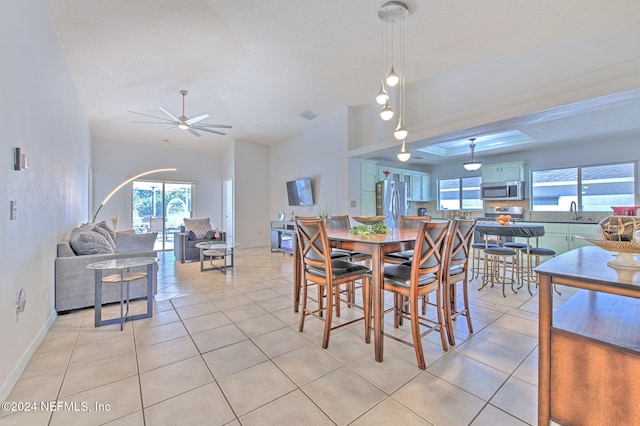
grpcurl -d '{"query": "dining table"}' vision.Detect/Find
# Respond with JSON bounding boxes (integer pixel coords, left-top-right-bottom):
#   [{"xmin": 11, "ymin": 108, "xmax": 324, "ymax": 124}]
[
  {"xmin": 292, "ymin": 227, "xmax": 420, "ymax": 363},
  {"xmin": 475, "ymin": 222, "xmax": 545, "ymax": 242}
]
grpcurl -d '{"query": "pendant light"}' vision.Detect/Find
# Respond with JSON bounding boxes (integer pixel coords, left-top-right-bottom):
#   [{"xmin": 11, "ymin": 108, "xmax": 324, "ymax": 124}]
[
  {"xmin": 397, "ymin": 139, "xmax": 411, "ymax": 161},
  {"xmin": 393, "ymin": 4, "xmax": 408, "ymax": 141},
  {"xmin": 463, "ymin": 138, "xmax": 482, "ymax": 171},
  {"xmin": 380, "ymin": 101, "xmax": 394, "ymax": 121}
]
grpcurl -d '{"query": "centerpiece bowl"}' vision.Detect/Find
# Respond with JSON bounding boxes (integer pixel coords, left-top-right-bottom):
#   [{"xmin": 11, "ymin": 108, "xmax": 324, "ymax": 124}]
[
  {"xmin": 575, "ymin": 235, "xmax": 640, "ymax": 269},
  {"xmin": 353, "ymin": 215, "xmax": 386, "ymax": 225}
]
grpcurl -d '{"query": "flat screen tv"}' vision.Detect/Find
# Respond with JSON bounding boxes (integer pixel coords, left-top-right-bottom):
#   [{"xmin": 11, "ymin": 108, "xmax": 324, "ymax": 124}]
[{"xmin": 286, "ymin": 178, "xmax": 314, "ymax": 206}]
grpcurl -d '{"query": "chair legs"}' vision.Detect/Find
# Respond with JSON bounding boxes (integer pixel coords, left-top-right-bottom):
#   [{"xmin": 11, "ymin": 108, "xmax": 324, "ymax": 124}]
[
  {"xmin": 480, "ymin": 251, "xmax": 517, "ymax": 297},
  {"xmin": 444, "ymin": 278, "xmax": 473, "ymax": 346}
]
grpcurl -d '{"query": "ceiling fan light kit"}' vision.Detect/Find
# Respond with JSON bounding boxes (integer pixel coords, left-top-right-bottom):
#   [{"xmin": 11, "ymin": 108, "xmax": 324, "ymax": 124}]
[{"xmin": 128, "ymin": 90, "xmax": 232, "ymax": 138}]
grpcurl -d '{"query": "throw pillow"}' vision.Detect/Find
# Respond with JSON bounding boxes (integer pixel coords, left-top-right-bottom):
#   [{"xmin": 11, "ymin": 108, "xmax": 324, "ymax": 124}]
[
  {"xmin": 184, "ymin": 218, "xmax": 211, "ymax": 239},
  {"xmin": 93, "ymin": 226, "xmax": 116, "ymax": 252},
  {"xmin": 69, "ymin": 228, "xmax": 115, "ymax": 255},
  {"xmin": 205, "ymin": 229, "xmax": 215, "ymax": 239},
  {"xmin": 188, "ymin": 231, "xmax": 197, "ymax": 240},
  {"xmin": 115, "ymin": 232, "xmax": 158, "ymax": 253}
]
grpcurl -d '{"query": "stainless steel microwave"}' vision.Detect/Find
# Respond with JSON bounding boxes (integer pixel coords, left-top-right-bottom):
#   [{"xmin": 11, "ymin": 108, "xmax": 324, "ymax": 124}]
[{"xmin": 481, "ymin": 181, "xmax": 525, "ymax": 201}]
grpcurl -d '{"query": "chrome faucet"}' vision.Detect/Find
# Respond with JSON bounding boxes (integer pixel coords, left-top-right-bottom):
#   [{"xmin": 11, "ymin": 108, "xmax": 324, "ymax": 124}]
[{"xmin": 569, "ymin": 201, "xmax": 581, "ymax": 221}]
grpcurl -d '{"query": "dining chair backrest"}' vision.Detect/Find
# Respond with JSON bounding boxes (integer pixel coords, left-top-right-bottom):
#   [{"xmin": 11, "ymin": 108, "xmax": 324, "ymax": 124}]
[
  {"xmin": 400, "ymin": 215, "xmax": 431, "ymax": 229},
  {"xmin": 444, "ymin": 219, "xmax": 477, "ymax": 275},
  {"xmin": 411, "ymin": 220, "xmax": 451, "ymax": 277},
  {"xmin": 295, "ymin": 216, "xmax": 332, "ymax": 271},
  {"xmin": 326, "ymin": 215, "xmax": 350, "ymax": 230}
]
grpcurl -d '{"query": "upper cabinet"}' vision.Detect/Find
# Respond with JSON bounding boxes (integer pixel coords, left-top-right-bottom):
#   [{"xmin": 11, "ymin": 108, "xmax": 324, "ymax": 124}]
[
  {"xmin": 360, "ymin": 160, "xmax": 378, "ymax": 192},
  {"xmin": 481, "ymin": 161, "xmax": 525, "ymax": 183}
]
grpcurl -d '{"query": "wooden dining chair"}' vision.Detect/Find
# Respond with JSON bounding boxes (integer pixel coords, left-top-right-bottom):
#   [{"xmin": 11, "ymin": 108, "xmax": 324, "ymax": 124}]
[
  {"xmin": 384, "ymin": 215, "xmax": 431, "ymax": 264},
  {"xmin": 366, "ymin": 219, "xmax": 450, "ymax": 369},
  {"xmin": 442, "ymin": 218, "xmax": 477, "ymax": 346},
  {"xmin": 325, "ymin": 215, "xmax": 371, "ymax": 263},
  {"xmin": 295, "ymin": 216, "xmax": 371, "ymax": 349}
]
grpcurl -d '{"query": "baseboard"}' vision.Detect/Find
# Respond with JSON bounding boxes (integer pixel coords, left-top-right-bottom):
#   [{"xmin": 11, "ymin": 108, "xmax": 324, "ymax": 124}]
[{"xmin": 0, "ymin": 310, "xmax": 57, "ymax": 402}]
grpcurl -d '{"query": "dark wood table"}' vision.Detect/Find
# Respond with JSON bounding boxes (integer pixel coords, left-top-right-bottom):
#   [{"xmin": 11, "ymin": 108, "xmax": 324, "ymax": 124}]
[
  {"xmin": 293, "ymin": 228, "xmax": 419, "ymax": 362},
  {"xmin": 535, "ymin": 246, "xmax": 640, "ymax": 425},
  {"xmin": 475, "ymin": 222, "xmax": 545, "ymax": 240}
]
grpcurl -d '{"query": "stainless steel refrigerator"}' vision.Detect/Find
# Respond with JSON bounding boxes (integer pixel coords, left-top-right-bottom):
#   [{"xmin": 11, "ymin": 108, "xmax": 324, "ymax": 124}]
[{"xmin": 375, "ymin": 180, "xmax": 408, "ymax": 229}]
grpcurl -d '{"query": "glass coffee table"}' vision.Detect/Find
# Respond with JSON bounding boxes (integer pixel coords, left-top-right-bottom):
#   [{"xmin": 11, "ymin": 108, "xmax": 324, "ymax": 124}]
[
  {"xmin": 195, "ymin": 241, "xmax": 238, "ymax": 273},
  {"xmin": 87, "ymin": 257, "xmax": 157, "ymax": 330}
]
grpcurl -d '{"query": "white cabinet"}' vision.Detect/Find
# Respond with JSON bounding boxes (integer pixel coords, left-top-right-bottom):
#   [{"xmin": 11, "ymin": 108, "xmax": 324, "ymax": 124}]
[
  {"xmin": 518, "ymin": 222, "xmax": 598, "ymax": 256},
  {"xmin": 482, "ymin": 161, "xmax": 525, "ymax": 183},
  {"xmin": 360, "ymin": 160, "xmax": 377, "ymax": 192},
  {"xmin": 360, "ymin": 192, "xmax": 376, "ymax": 216}
]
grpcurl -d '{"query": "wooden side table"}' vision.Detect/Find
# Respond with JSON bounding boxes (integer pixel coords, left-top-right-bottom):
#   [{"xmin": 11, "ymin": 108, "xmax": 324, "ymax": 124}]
[{"xmin": 88, "ymin": 257, "xmax": 158, "ymax": 330}]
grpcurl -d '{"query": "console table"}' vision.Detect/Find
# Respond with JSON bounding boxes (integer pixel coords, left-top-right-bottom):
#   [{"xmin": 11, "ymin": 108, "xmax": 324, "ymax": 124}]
[
  {"xmin": 536, "ymin": 246, "xmax": 640, "ymax": 425},
  {"xmin": 270, "ymin": 221, "xmax": 295, "ymax": 254}
]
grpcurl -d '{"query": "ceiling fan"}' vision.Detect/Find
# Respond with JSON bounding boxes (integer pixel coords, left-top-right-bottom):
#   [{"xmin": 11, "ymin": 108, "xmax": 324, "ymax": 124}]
[{"xmin": 128, "ymin": 90, "xmax": 232, "ymax": 137}]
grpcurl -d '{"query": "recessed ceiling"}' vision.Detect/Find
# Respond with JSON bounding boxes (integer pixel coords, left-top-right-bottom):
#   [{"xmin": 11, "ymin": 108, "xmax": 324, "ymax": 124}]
[{"xmin": 419, "ymin": 131, "xmax": 535, "ymax": 157}]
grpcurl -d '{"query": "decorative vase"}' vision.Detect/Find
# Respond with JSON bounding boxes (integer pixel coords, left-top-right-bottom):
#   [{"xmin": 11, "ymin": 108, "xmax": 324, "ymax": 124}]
[{"xmin": 111, "ymin": 216, "xmax": 119, "ymax": 231}]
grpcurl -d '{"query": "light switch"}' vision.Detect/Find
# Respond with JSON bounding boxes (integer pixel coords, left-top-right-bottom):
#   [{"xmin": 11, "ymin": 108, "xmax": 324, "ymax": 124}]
[
  {"xmin": 350, "ymin": 200, "xmax": 356, "ymax": 208},
  {"xmin": 10, "ymin": 201, "xmax": 17, "ymax": 220}
]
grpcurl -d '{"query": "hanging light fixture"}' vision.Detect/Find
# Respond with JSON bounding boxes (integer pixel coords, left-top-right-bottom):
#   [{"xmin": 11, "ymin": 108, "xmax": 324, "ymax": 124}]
[
  {"xmin": 377, "ymin": 2, "xmax": 409, "ymax": 122},
  {"xmin": 463, "ymin": 138, "xmax": 482, "ymax": 171},
  {"xmin": 397, "ymin": 139, "xmax": 411, "ymax": 161},
  {"xmin": 393, "ymin": 2, "xmax": 409, "ymax": 143}
]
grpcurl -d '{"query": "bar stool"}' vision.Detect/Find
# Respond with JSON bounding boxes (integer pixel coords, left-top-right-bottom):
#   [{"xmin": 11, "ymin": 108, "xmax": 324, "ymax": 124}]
[
  {"xmin": 470, "ymin": 241, "xmax": 499, "ymax": 279},
  {"xmin": 503, "ymin": 241, "xmax": 529, "ymax": 282},
  {"xmin": 480, "ymin": 247, "xmax": 517, "ymax": 297},
  {"xmin": 520, "ymin": 247, "xmax": 560, "ymax": 296}
]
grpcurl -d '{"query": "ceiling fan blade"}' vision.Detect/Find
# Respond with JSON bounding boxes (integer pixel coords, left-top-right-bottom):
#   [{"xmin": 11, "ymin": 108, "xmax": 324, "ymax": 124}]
[
  {"xmin": 188, "ymin": 128, "xmax": 202, "ymax": 137},
  {"xmin": 162, "ymin": 126, "xmax": 179, "ymax": 133},
  {"xmin": 194, "ymin": 127, "xmax": 226, "ymax": 136},
  {"xmin": 158, "ymin": 106, "xmax": 181, "ymax": 122},
  {"xmin": 186, "ymin": 114, "xmax": 210, "ymax": 125},
  {"xmin": 133, "ymin": 121, "xmax": 180, "ymax": 125},
  {"xmin": 194, "ymin": 123, "xmax": 233, "ymax": 129},
  {"xmin": 128, "ymin": 110, "xmax": 175, "ymax": 123}
]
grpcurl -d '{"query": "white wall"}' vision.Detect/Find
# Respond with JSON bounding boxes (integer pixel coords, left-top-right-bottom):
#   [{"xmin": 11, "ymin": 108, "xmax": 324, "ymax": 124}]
[
  {"xmin": 270, "ymin": 109, "xmax": 350, "ymax": 219},
  {"xmin": 91, "ymin": 140, "xmax": 224, "ymax": 231},
  {"xmin": 0, "ymin": 0, "xmax": 91, "ymax": 400},
  {"xmin": 233, "ymin": 140, "xmax": 270, "ymax": 247}
]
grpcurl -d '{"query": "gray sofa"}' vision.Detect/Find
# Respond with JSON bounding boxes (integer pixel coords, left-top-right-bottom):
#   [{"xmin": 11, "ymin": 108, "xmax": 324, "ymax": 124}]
[
  {"xmin": 174, "ymin": 230, "xmax": 226, "ymax": 263},
  {"xmin": 55, "ymin": 231, "xmax": 158, "ymax": 313}
]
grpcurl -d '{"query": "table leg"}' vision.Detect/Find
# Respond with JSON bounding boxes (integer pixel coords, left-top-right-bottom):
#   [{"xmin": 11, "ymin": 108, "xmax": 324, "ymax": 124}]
[
  {"xmin": 200, "ymin": 248, "xmax": 205, "ymax": 272},
  {"xmin": 538, "ymin": 273, "xmax": 552, "ymax": 425},
  {"xmin": 94, "ymin": 270, "xmax": 103, "ymax": 327},
  {"xmin": 372, "ymin": 246, "xmax": 384, "ymax": 362}
]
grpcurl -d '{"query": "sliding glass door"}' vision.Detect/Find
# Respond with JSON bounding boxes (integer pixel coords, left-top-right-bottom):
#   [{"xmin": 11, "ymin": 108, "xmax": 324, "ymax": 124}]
[{"xmin": 132, "ymin": 181, "xmax": 193, "ymax": 251}]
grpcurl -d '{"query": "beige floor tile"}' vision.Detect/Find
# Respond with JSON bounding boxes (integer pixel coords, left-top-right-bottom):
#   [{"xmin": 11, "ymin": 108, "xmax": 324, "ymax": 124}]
[
  {"xmin": 217, "ymin": 361, "xmax": 296, "ymax": 416},
  {"xmin": 255, "ymin": 294, "xmax": 294, "ymax": 312},
  {"xmin": 190, "ymin": 323, "xmax": 247, "ymax": 353},
  {"xmin": 239, "ymin": 389, "xmax": 334, "ymax": 425},
  {"xmin": 427, "ymin": 352, "xmax": 509, "ymax": 400},
  {"xmin": 19, "ymin": 347, "xmax": 71, "ymax": 381},
  {"xmin": 139, "ymin": 356, "xmax": 214, "ymax": 407},
  {"xmin": 131, "ymin": 308, "xmax": 181, "ymax": 330},
  {"xmin": 455, "ymin": 335, "xmax": 533, "ymax": 375},
  {"xmin": 491, "ymin": 313, "xmax": 539, "ymax": 338},
  {"xmin": 102, "ymin": 410, "xmax": 144, "ymax": 425},
  {"xmin": 270, "ymin": 306, "xmax": 301, "ymax": 326},
  {"xmin": 169, "ymin": 293, "xmax": 214, "ymax": 308},
  {"xmin": 133, "ymin": 320, "xmax": 188, "ymax": 348},
  {"xmin": 490, "ymin": 376, "xmax": 538, "ymax": 425},
  {"xmin": 202, "ymin": 339, "xmax": 268, "ymax": 378},
  {"xmin": 315, "ymin": 328, "xmax": 372, "ymax": 364},
  {"xmin": 69, "ymin": 333, "xmax": 135, "ymax": 366},
  {"xmin": 221, "ymin": 302, "xmax": 269, "ymax": 322},
  {"xmin": 272, "ymin": 343, "xmax": 342, "ymax": 386},
  {"xmin": 250, "ymin": 326, "xmax": 311, "ymax": 358},
  {"xmin": 512, "ymin": 352, "xmax": 538, "ymax": 386},
  {"xmin": 174, "ymin": 301, "xmax": 220, "ymax": 320},
  {"xmin": 50, "ymin": 376, "xmax": 141, "ymax": 425},
  {"xmin": 3, "ymin": 369, "xmax": 65, "ymax": 412},
  {"xmin": 350, "ymin": 398, "xmax": 433, "ymax": 425},
  {"xmin": 347, "ymin": 352, "xmax": 421, "ymax": 394},
  {"xmin": 136, "ymin": 335, "xmax": 199, "ymax": 373},
  {"xmin": 234, "ymin": 313, "xmax": 287, "ymax": 338},
  {"xmin": 59, "ymin": 351, "xmax": 138, "ymax": 397},
  {"xmin": 182, "ymin": 311, "xmax": 232, "ymax": 334},
  {"xmin": 302, "ymin": 366, "xmax": 386, "ymax": 425},
  {"xmin": 471, "ymin": 404, "xmax": 528, "ymax": 425},
  {"xmin": 392, "ymin": 371, "xmax": 485, "ymax": 425},
  {"xmin": 144, "ymin": 382, "xmax": 235, "ymax": 425}
]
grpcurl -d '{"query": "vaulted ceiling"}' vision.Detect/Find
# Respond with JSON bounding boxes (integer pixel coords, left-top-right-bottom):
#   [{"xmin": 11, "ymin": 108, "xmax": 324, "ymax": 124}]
[{"xmin": 48, "ymin": 0, "xmax": 640, "ymax": 162}]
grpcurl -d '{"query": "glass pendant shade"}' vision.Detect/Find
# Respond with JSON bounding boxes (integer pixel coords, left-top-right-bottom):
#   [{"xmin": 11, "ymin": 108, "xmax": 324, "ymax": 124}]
[
  {"xmin": 380, "ymin": 103, "xmax": 394, "ymax": 121},
  {"xmin": 386, "ymin": 66, "xmax": 399, "ymax": 87},
  {"xmin": 397, "ymin": 140, "xmax": 411, "ymax": 161},
  {"xmin": 376, "ymin": 81, "xmax": 389, "ymax": 105},
  {"xmin": 393, "ymin": 118, "xmax": 408, "ymax": 140}
]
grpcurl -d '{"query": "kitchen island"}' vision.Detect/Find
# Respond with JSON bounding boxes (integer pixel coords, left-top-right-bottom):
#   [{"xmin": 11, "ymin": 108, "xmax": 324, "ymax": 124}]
[{"xmin": 536, "ymin": 246, "xmax": 640, "ymax": 425}]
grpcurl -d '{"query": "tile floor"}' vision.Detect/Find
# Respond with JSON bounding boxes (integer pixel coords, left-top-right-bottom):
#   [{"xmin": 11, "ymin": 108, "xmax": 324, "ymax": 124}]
[{"xmin": 1, "ymin": 248, "xmax": 576, "ymax": 425}]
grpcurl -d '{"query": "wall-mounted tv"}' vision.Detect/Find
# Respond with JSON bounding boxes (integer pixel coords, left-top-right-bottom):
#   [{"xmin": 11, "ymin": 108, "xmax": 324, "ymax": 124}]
[{"xmin": 286, "ymin": 178, "xmax": 314, "ymax": 206}]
